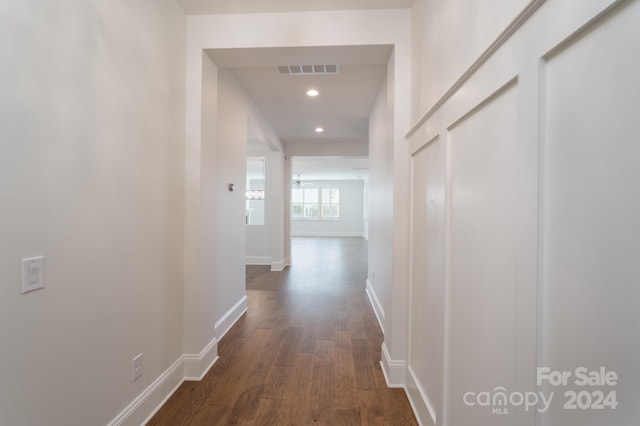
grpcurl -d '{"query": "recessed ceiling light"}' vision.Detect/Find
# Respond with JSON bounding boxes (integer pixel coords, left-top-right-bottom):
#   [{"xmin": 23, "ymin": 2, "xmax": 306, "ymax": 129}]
[
  {"xmin": 315, "ymin": 127, "xmax": 324, "ymax": 133},
  {"xmin": 306, "ymin": 89, "xmax": 319, "ymax": 97}
]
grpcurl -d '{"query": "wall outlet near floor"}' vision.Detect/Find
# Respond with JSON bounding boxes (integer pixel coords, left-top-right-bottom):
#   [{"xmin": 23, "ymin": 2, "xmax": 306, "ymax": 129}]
[{"xmin": 132, "ymin": 353, "xmax": 143, "ymax": 382}]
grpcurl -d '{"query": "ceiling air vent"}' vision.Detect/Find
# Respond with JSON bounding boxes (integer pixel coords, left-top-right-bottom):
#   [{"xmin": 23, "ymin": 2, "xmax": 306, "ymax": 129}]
[{"xmin": 277, "ymin": 64, "xmax": 340, "ymax": 75}]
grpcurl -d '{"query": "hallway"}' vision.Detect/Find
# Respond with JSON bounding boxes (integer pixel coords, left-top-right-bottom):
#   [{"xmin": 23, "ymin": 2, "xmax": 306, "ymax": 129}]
[{"xmin": 148, "ymin": 237, "xmax": 417, "ymax": 425}]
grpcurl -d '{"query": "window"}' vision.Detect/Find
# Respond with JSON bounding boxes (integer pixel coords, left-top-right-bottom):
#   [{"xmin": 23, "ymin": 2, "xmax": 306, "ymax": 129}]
[
  {"xmin": 321, "ymin": 188, "xmax": 340, "ymax": 219},
  {"xmin": 292, "ymin": 187, "xmax": 340, "ymax": 220}
]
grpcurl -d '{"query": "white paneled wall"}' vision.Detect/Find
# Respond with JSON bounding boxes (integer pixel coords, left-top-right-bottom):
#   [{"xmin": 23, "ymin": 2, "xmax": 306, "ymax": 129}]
[
  {"xmin": 448, "ymin": 83, "xmax": 519, "ymax": 426},
  {"xmin": 541, "ymin": 3, "xmax": 640, "ymax": 424},
  {"xmin": 407, "ymin": 0, "xmax": 640, "ymax": 425}
]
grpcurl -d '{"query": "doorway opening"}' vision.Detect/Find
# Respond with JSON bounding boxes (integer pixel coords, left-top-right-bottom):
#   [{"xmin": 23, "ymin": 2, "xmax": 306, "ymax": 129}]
[{"xmin": 289, "ymin": 156, "xmax": 369, "ymax": 270}]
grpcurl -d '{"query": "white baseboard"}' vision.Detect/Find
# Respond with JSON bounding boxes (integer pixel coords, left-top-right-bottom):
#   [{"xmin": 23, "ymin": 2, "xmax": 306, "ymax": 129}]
[
  {"xmin": 108, "ymin": 356, "xmax": 184, "ymax": 426},
  {"xmin": 406, "ymin": 366, "xmax": 437, "ymax": 426},
  {"xmin": 109, "ymin": 332, "xmax": 223, "ymax": 425},
  {"xmin": 365, "ymin": 279, "xmax": 385, "ymax": 332},
  {"xmin": 284, "ymin": 256, "xmax": 291, "ymax": 267},
  {"xmin": 185, "ymin": 295, "xmax": 248, "ymax": 381},
  {"xmin": 291, "ymin": 231, "xmax": 364, "ymax": 237},
  {"xmin": 271, "ymin": 258, "xmax": 286, "ymax": 271},
  {"xmin": 246, "ymin": 256, "xmax": 271, "ymax": 265},
  {"xmin": 246, "ymin": 257, "xmax": 287, "ymax": 271},
  {"xmin": 183, "ymin": 336, "xmax": 219, "ymax": 381},
  {"xmin": 380, "ymin": 342, "xmax": 406, "ymax": 388},
  {"xmin": 215, "ymin": 295, "xmax": 248, "ymax": 341}
]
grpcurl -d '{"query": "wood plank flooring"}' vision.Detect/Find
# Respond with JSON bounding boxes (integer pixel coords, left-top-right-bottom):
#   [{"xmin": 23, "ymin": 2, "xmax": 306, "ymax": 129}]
[{"xmin": 148, "ymin": 237, "xmax": 417, "ymax": 425}]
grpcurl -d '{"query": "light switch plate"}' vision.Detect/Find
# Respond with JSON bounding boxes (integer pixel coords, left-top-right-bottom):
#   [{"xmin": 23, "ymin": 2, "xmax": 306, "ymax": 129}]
[
  {"xmin": 132, "ymin": 353, "xmax": 143, "ymax": 382},
  {"xmin": 21, "ymin": 256, "xmax": 45, "ymax": 294}
]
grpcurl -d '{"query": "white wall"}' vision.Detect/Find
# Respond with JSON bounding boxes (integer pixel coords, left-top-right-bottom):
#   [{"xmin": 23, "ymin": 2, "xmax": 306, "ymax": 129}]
[
  {"xmin": 211, "ymin": 68, "xmax": 250, "ymax": 331},
  {"xmin": 362, "ymin": 178, "xmax": 369, "ymax": 241},
  {"xmin": 291, "ymin": 180, "xmax": 365, "ymax": 237},
  {"xmin": 184, "ymin": 51, "xmax": 284, "ymax": 382},
  {"xmin": 246, "ymin": 124, "xmax": 287, "ymax": 272},
  {"xmin": 0, "ymin": 1, "xmax": 186, "ymax": 425},
  {"xmin": 181, "ymin": 51, "xmax": 218, "ymax": 384},
  {"xmin": 367, "ymin": 76, "xmax": 393, "ymax": 343},
  {"xmin": 246, "ymin": 144, "xmax": 285, "ymax": 268},
  {"xmin": 411, "ymin": 0, "xmax": 530, "ymax": 121},
  {"xmin": 212, "ymin": 67, "xmax": 283, "ymax": 337},
  {"xmin": 267, "ymin": 151, "xmax": 286, "ymax": 271},
  {"xmin": 407, "ymin": 1, "xmax": 640, "ymax": 425}
]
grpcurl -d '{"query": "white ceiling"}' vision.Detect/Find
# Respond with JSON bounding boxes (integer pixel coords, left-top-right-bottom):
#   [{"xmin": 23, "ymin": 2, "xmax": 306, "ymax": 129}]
[
  {"xmin": 293, "ymin": 156, "xmax": 369, "ymax": 181},
  {"xmin": 232, "ymin": 63, "xmax": 386, "ymax": 145},
  {"xmin": 207, "ymin": 45, "xmax": 389, "ymax": 181},
  {"xmin": 180, "ymin": 1, "xmax": 411, "ymax": 182},
  {"xmin": 207, "ymin": 45, "xmax": 391, "ymax": 147},
  {"xmin": 178, "ymin": 0, "xmax": 413, "ymax": 15}
]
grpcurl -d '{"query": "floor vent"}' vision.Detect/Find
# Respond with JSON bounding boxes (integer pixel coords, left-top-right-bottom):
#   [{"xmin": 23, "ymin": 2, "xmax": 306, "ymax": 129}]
[{"xmin": 277, "ymin": 64, "xmax": 339, "ymax": 75}]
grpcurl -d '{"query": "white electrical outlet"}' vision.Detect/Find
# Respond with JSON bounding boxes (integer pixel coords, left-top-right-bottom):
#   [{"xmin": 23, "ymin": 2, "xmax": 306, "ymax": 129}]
[
  {"xmin": 132, "ymin": 353, "xmax": 143, "ymax": 382},
  {"xmin": 21, "ymin": 256, "xmax": 45, "ymax": 294}
]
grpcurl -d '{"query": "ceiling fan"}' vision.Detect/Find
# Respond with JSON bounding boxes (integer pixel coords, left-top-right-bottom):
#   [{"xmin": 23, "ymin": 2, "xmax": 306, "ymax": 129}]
[{"xmin": 293, "ymin": 174, "xmax": 314, "ymax": 187}]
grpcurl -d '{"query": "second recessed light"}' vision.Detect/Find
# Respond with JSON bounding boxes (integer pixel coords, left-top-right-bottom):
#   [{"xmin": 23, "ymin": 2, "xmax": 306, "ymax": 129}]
[
  {"xmin": 306, "ymin": 89, "xmax": 319, "ymax": 97},
  {"xmin": 315, "ymin": 127, "xmax": 324, "ymax": 133}
]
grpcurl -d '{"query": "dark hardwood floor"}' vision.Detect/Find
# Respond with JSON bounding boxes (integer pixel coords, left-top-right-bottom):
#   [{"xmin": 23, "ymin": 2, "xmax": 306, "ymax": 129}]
[{"xmin": 148, "ymin": 237, "xmax": 417, "ymax": 425}]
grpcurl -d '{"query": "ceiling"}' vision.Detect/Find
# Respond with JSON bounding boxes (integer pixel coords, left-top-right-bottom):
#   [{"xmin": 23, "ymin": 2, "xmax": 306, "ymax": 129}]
[
  {"xmin": 181, "ymin": 1, "xmax": 413, "ymax": 182},
  {"xmin": 178, "ymin": 0, "xmax": 413, "ymax": 15},
  {"xmin": 247, "ymin": 155, "xmax": 369, "ymax": 181},
  {"xmin": 208, "ymin": 45, "xmax": 392, "ymax": 181},
  {"xmin": 293, "ymin": 157, "xmax": 369, "ymax": 181}
]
